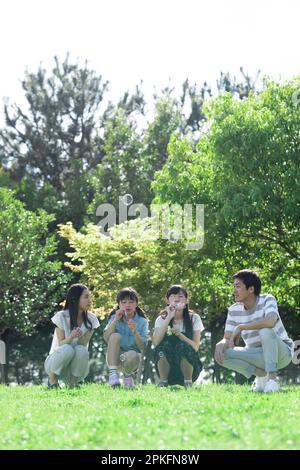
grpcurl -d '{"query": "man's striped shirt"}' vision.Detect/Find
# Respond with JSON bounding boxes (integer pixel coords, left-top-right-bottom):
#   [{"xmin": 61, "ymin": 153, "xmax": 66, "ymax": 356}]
[{"xmin": 225, "ymin": 294, "xmax": 293, "ymax": 350}]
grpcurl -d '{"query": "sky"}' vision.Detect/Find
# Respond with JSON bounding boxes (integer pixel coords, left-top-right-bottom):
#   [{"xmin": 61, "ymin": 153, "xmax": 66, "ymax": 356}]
[{"xmin": 0, "ymin": 0, "xmax": 299, "ymax": 121}]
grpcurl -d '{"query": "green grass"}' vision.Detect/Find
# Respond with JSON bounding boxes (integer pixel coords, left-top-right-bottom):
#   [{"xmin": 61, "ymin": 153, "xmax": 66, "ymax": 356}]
[{"xmin": 0, "ymin": 383, "xmax": 299, "ymax": 450}]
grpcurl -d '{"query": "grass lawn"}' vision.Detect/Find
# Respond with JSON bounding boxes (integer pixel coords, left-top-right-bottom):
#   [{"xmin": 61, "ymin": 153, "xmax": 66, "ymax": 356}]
[{"xmin": 0, "ymin": 383, "xmax": 299, "ymax": 450}]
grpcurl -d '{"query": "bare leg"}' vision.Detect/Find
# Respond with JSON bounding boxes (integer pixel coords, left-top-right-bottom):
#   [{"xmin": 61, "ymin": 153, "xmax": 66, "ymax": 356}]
[
  {"xmin": 157, "ymin": 356, "xmax": 170, "ymax": 381},
  {"xmin": 106, "ymin": 333, "xmax": 121, "ymax": 367},
  {"xmin": 180, "ymin": 358, "xmax": 193, "ymax": 381},
  {"xmin": 48, "ymin": 372, "xmax": 58, "ymax": 385},
  {"xmin": 122, "ymin": 351, "xmax": 140, "ymax": 375}
]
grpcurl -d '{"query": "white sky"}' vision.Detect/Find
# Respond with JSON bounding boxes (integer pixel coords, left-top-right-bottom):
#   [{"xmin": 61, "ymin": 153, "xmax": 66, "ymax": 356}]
[{"xmin": 0, "ymin": 0, "xmax": 299, "ymax": 120}]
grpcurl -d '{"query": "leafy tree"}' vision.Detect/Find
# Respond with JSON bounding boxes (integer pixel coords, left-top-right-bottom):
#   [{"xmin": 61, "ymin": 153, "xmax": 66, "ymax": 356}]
[
  {"xmin": 0, "ymin": 55, "xmax": 108, "ymax": 227},
  {"xmin": 0, "ymin": 188, "xmax": 70, "ymax": 336},
  {"xmin": 152, "ymin": 79, "xmax": 300, "ymax": 310},
  {"xmin": 87, "ymin": 110, "xmax": 146, "ymax": 220},
  {"xmin": 202, "ymin": 80, "xmax": 300, "ymax": 304},
  {"xmin": 216, "ymin": 67, "xmax": 262, "ymax": 100}
]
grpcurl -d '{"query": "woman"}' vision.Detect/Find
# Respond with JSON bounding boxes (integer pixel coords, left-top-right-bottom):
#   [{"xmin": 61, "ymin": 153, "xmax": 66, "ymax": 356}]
[{"xmin": 45, "ymin": 284, "xmax": 99, "ymax": 388}]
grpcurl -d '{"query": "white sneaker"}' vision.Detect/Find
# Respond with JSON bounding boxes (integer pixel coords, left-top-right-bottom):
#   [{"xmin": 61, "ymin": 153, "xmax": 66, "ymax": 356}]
[
  {"xmin": 251, "ymin": 376, "xmax": 268, "ymax": 392},
  {"xmin": 264, "ymin": 379, "xmax": 280, "ymax": 393}
]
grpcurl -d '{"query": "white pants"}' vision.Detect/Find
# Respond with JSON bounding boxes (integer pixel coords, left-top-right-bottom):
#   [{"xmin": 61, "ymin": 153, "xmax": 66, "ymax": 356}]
[{"xmin": 45, "ymin": 344, "xmax": 89, "ymax": 383}]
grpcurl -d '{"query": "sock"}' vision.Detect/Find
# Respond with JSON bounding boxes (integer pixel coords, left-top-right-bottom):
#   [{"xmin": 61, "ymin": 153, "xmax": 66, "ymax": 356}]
[
  {"xmin": 160, "ymin": 379, "xmax": 168, "ymax": 384},
  {"xmin": 109, "ymin": 367, "xmax": 118, "ymax": 377}
]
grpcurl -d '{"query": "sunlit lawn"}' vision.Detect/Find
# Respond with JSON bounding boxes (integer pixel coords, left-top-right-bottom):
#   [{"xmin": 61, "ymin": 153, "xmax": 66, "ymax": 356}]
[{"xmin": 0, "ymin": 383, "xmax": 299, "ymax": 450}]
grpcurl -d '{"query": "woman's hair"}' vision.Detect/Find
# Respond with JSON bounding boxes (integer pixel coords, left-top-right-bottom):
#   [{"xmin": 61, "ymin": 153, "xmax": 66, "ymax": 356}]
[
  {"xmin": 108, "ymin": 287, "xmax": 147, "ymax": 320},
  {"xmin": 64, "ymin": 284, "xmax": 93, "ymax": 330},
  {"xmin": 161, "ymin": 284, "xmax": 193, "ymax": 339}
]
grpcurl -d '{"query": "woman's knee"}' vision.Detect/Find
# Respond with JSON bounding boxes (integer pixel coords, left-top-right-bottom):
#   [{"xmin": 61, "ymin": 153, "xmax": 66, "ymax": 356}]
[
  {"xmin": 59, "ymin": 344, "xmax": 75, "ymax": 359},
  {"xmin": 74, "ymin": 345, "xmax": 89, "ymax": 359},
  {"xmin": 44, "ymin": 345, "xmax": 75, "ymax": 375}
]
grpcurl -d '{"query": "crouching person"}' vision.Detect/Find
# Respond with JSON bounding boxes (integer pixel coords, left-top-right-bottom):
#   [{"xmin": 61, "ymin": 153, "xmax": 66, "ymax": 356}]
[
  {"xmin": 45, "ymin": 284, "xmax": 100, "ymax": 388},
  {"xmin": 104, "ymin": 288, "xmax": 148, "ymax": 389},
  {"xmin": 153, "ymin": 285, "xmax": 204, "ymax": 388},
  {"xmin": 215, "ymin": 270, "xmax": 293, "ymax": 393}
]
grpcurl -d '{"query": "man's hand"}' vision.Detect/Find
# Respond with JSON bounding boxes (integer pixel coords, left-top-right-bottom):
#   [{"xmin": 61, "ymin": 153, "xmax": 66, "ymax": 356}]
[
  {"xmin": 214, "ymin": 340, "xmax": 229, "ymax": 364},
  {"xmin": 229, "ymin": 326, "xmax": 242, "ymax": 349}
]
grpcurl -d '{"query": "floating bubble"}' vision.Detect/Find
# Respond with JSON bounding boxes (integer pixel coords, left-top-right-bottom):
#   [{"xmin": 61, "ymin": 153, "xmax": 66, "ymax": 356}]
[{"xmin": 122, "ymin": 194, "xmax": 133, "ymax": 206}]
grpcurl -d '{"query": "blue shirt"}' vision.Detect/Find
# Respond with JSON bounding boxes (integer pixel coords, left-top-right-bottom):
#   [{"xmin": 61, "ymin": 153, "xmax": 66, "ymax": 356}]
[{"xmin": 105, "ymin": 312, "xmax": 149, "ymax": 352}]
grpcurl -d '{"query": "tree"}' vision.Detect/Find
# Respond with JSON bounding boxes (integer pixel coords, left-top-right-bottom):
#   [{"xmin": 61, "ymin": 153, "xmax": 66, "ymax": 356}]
[
  {"xmin": 0, "ymin": 188, "xmax": 70, "ymax": 336},
  {"xmin": 87, "ymin": 91, "xmax": 184, "ymax": 222},
  {"xmin": 216, "ymin": 67, "xmax": 262, "ymax": 100},
  {"xmin": 87, "ymin": 109, "xmax": 146, "ymax": 220},
  {"xmin": 0, "ymin": 55, "xmax": 108, "ymax": 228},
  {"xmin": 202, "ymin": 80, "xmax": 300, "ymax": 304},
  {"xmin": 152, "ymin": 79, "xmax": 300, "ymax": 310}
]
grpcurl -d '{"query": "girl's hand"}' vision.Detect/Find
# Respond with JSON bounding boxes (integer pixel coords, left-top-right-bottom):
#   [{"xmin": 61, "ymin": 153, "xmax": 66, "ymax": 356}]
[
  {"xmin": 171, "ymin": 326, "xmax": 181, "ymax": 337},
  {"xmin": 115, "ymin": 309, "xmax": 125, "ymax": 321},
  {"xmin": 127, "ymin": 319, "xmax": 137, "ymax": 333},
  {"xmin": 174, "ymin": 302, "xmax": 185, "ymax": 310},
  {"xmin": 70, "ymin": 327, "xmax": 82, "ymax": 338},
  {"xmin": 165, "ymin": 305, "xmax": 176, "ymax": 319}
]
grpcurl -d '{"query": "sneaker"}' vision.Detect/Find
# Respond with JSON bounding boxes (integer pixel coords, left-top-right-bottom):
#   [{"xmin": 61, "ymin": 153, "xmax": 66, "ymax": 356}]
[
  {"xmin": 264, "ymin": 379, "xmax": 280, "ymax": 393},
  {"xmin": 123, "ymin": 375, "xmax": 135, "ymax": 389},
  {"xmin": 47, "ymin": 379, "xmax": 60, "ymax": 389},
  {"xmin": 157, "ymin": 380, "xmax": 168, "ymax": 387},
  {"xmin": 109, "ymin": 373, "xmax": 121, "ymax": 388},
  {"xmin": 251, "ymin": 376, "xmax": 268, "ymax": 392}
]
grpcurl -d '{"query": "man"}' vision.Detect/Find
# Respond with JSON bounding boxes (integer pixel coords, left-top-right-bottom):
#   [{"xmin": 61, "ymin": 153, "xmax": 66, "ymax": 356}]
[{"xmin": 215, "ymin": 269, "xmax": 293, "ymax": 392}]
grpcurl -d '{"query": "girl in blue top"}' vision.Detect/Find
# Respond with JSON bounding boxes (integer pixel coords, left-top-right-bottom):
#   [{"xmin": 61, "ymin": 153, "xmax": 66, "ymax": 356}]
[{"xmin": 103, "ymin": 287, "xmax": 148, "ymax": 388}]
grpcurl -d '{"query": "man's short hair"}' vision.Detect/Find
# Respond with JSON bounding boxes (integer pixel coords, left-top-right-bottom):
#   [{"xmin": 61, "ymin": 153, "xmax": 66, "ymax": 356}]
[{"xmin": 233, "ymin": 269, "xmax": 261, "ymax": 295}]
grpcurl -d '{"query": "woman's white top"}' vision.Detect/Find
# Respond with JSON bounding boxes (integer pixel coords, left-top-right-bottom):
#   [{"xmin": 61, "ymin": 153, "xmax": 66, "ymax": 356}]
[{"xmin": 49, "ymin": 309, "xmax": 100, "ymax": 355}]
